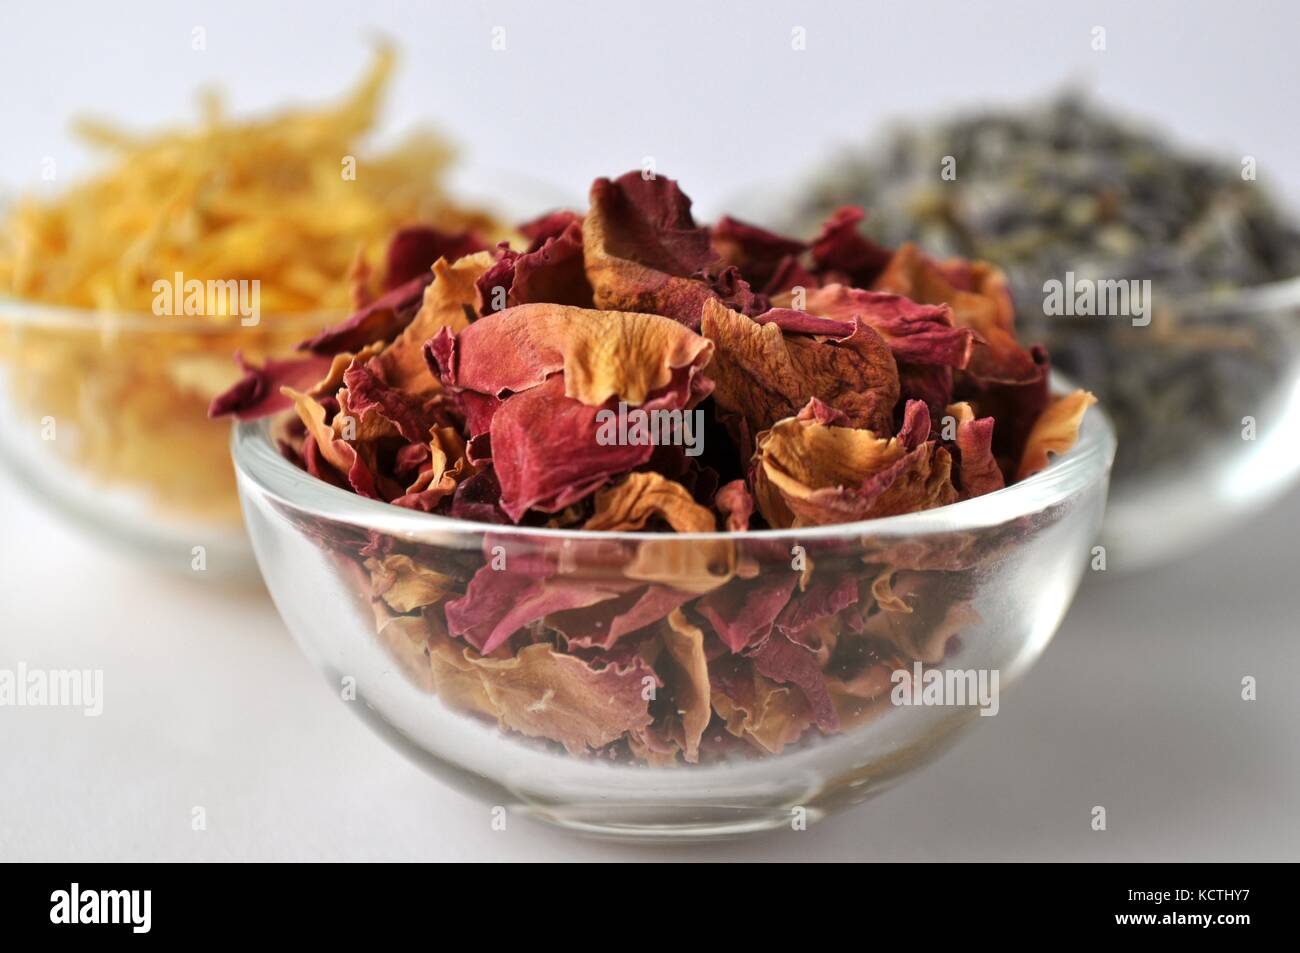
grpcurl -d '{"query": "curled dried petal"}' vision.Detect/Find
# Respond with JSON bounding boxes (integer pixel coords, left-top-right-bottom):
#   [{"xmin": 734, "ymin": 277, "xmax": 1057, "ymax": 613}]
[
  {"xmin": 282, "ymin": 386, "xmax": 378, "ymax": 498},
  {"xmin": 709, "ymin": 658, "xmax": 813, "ymax": 755},
  {"xmin": 583, "ymin": 172, "xmax": 721, "ymax": 325},
  {"xmin": 373, "ymin": 251, "xmax": 492, "ymax": 393},
  {"xmin": 803, "ymin": 284, "xmax": 974, "ymax": 369},
  {"xmin": 208, "ymin": 352, "xmax": 331, "ymax": 420},
  {"xmin": 945, "ymin": 401, "xmax": 1005, "ymax": 497},
  {"xmin": 714, "ymin": 479, "xmax": 754, "ymax": 532},
  {"xmin": 754, "ymin": 413, "xmax": 958, "ymax": 528},
  {"xmin": 748, "ymin": 631, "xmax": 838, "ymax": 731},
  {"xmin": 863, "ymin": 571, "xmax": 981, "ymax": 664},
  {"xmin": 662, "ymin": 609, "xmax": 712, "ymax": 762},
  {"xmin": 701, "ymin": 298, "xmax": 899, "ymax": 438},
  {"xmin": 367, "ymin": 554, "xmax": 456, "ymax": 612},
  {"xmin": 1016, "ymin": 389, "xmax": 1097, "ymax": 481},
  {"xmin": 583, "ymin": 472, "xmax": 717, "ymax": 533},
  {"xmin": 712, "ymin": 215, "xmax": 806, "ymax": 290},
  {"xmin": 809, "ymin": 206, "xmax": 893, "ymax": 286},
  {"xmin": 383, "ymin": 226, "xmax": 487, "ymax": 290},
  {"xmin": 874, "ymin": 243, "xmax": 1038, "ymax": 384},
  {"xmin": 430, "ymin": 637, "xmax": 655, "ymax": 755}
]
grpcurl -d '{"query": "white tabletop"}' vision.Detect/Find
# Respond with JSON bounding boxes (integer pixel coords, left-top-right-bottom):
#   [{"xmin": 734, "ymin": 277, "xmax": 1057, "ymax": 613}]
[{"xmin": 3, "ymin": 460, "xmax": 1297, "ymax": 862}]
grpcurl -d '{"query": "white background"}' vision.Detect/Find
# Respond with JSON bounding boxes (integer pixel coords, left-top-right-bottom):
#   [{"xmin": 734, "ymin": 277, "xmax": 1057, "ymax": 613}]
[
  {"xmin": 2, "ymin": 0, "xmax": 1299, "ymax": 208},
  {"xmin": 2, "ymin": 0, "xmax": 1299, "ymax": 861}
]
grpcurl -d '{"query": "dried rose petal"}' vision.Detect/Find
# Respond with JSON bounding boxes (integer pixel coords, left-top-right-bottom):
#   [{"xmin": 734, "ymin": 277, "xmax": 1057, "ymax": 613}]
[
  {"xmin": 714, "ymin": 479, "xmax": 754, "ymax": 532},
  {"xmin": 874, "ymin": 243, "xmax": 1039, "ymax": 385},
  {"xmin": 809, "ymin": 206, "xmax": 893, "ymax": 287},
  {"xmin": 366, "ymin": 554, "xmax": 455, "ymax": 612},
  {"xmin": 431, "ymin": 302, "xmax": 714, "ymax": 412},
  {"xmin": 435, "ymin": 638, "xmax": 655, "ymax": 755},
  {"xmin": 696, "ymin": 572, "xmax": 800, "ymax": 653},
  {"xmin": 583, "ymin": 171, "xmax": 721, "ymax": 326},
  {"xmin": 863, "ymin": 571, "xmax": 981, "ymax": 664},
  {"xmin": 297, "ymin": 273, "xmax": 431, "ymax": 357},
  {"xmin": 753, "ymin": 410, "xmax": 958, "ymax": 528},
  {"xmin": 207, "ymin": 352, "xmax": 331, "ymax": 420},
  {"xmin": 583, "ymin": 472, "xmax": 717, "ymax": 533},
  {"xmin": 748, "ymin": 631, "xmax": 838, "ymax": 731},
  {"xmin": 282, "ymin": 387, "xmax": 380, "ymax": 499},
  {"xmin": 391, "ymin": 425, "xmax": 469, "ymax": 512},
  {"xmin": 700, "ymin": 298, "xmax": 900, "ymax": 439},
  {"xmin": 709, "ymin": 657, "xmax": 813, "ymax": 755},
  {"xmin": 383, "ymin": 226, "xmax": 487, "ymax": 290},
  {"xmin": 449, "ymin": 468, "xmax": 511, "ymax": 524},
  {"xmin": 342, "ymin": 360, "xmax": 438, "ymax": 444},
  {"xmin": 896, "ymin": 399, "xmax": 933, "ymax": 449},
  {"xmin": 945, "ymin": 401, "xmax": 1004, "ymax": 498},
  {"xmin": 548, "ymin": 585, "xmax": 695, "ymax": 649},
  {"xmin": 370, "ymin": 252, "xmax": 491, "ymax": 393},
  {"xmin": 776, "ymin": 572, "xmax": 859, "ymax": 638},
  {"xmin": 488, "ymin": 372, "xmax": 706, "ymax": 519},
  {"xmin": 518, "ymin": 209, "xmax": 583, "ymax": 250},
  {"xmin": 477, "ymin": 220, "xmax": 593, "ymax": 314},
  {"xmin": 661, "ymin": 609, "xmax": 712, "ymax": 762},
  {"xmin": 957, "ymin": 343, "xmax": 1051, "ymax": 466},
  {"xmin": 445, "ymin": 536, "xmax": 636, "ymax": 653},
  {"xmin": 803, "ymin": 284, "xmax": 974, "ymax": 369},
  {"xmin": 712, "ymin": 215, "xmax": 806, "ymax": 290},
  {"xmin": 1016, "ymin": 389, "xmax": 1097, "ymax": 481}
]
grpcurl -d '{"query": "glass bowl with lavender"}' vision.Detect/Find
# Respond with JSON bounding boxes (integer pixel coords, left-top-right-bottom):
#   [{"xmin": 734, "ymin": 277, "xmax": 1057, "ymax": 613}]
[
  {"xmin": 779, "ymin": 94, "xmax": 1300, "ymax": 571},
  {"xmin": 223, "ymin": 171, "xmax": 1113, "ymax": 838}
]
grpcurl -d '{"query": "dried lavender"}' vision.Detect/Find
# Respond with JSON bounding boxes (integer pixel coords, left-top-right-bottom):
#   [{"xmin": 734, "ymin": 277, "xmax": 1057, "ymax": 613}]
[{"xmin": 790, "ymin": 94, "xmax": 1300, "ymax": 481}]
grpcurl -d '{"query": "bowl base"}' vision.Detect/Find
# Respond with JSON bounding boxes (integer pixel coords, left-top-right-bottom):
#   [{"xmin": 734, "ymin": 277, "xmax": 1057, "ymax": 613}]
[{"xmin": 515, "ymin": 802, "xmax": 820, "ymax": 842}]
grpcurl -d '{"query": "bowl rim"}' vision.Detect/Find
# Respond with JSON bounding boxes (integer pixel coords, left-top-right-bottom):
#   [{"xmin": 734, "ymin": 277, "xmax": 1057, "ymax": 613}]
[
  {"xmin": 230, "ymin": 380, "xmax": 1116, "ymax": 543},
  {"xmin": 0, "ymin": 295, "xmax": 341, "ymax": 335}
]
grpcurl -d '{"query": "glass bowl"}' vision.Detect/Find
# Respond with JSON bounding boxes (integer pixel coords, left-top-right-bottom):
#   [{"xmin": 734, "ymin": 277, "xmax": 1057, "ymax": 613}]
[
  {"xmin": 0, "ymin": 299, "xmax": 330, "ymax": 578},
  {"xmin": 1043, "ymin": 278, "xmax": 1300, "ymax": 571},
  {"xmin": 232, "ymin": 389, "xmax": 1114, "ymax": 840}
]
